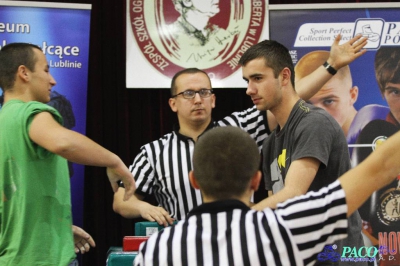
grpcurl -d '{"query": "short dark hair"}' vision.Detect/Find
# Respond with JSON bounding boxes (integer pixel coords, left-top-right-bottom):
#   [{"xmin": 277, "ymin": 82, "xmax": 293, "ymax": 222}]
[
  {"xmin": 193, "ymin": 126, "xmax": 260, "ymax": 200},
  {"xmin": 170, "ymin": 68, "xmax": 211, "ymax": 96},
  {"xmin": 374, "ymin": 47, "xmax": 400, "ymax": 96},
  {"xmin": 0, "ymin": 43, "xmax": 41, "ymax": 91},
  {"xmin": 239, "ymin": 40, "xmax": 295, "ymax": 88}
]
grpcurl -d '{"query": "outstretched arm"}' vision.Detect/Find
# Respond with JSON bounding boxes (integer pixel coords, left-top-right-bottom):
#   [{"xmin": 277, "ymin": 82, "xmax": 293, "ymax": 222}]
[
  {"xmin": 295, "ymin": 34, "xmax": 367, "ymax": 100},
  {"xmin": 340, "ymin": 131, "xmax": 400, "ymax": 216},
  {"xmin": 29, "ymin": 111, "xmax": 136, "ymax": 201},
  {"xmin": 113, "ymin": 188, "xmax": 175, "ymax": 227}
]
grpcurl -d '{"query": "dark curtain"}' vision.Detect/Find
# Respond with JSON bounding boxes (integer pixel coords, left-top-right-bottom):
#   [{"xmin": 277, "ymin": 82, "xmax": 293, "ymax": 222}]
[{"xmin": 16, "ymin": 0, "xmax": 393, "ymax": 264}]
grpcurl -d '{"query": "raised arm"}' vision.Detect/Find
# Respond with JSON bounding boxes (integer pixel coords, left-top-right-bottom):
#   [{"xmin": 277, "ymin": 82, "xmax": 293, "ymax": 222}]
[
  {"xmin": 340, "ymin": 131, "xmax": 400, "ymax": 216},
  {"xmin": 113, "ymin": 188, "xmax": 174, "ymax": 226},
  {"xmin": 29, "ymin": 111, "xmax": 135, "ymax": 201},
  {"xmin": 295, "ymin": 34, "xmax": 367, "ymax": 100}
]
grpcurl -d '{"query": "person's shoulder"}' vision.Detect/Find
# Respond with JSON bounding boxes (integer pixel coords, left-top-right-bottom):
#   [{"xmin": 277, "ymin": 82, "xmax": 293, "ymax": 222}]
[
  {"xmin": 7, "ymin": 100, "xmax": 54, "ymax": 113},
  {"xmin": 301, "ymin": 101, "xmax": 332, "ymax": 120},
  {"xmin": 303, "ymin": 103, "xmax": 342, "ymax": 130},
  {"xmin": 28, "ymin": 101, "xmax": 60, "ymax": 115},
  {"xmin": 141, "ymin": 131, "xmax": 176, "ymax": 149}
]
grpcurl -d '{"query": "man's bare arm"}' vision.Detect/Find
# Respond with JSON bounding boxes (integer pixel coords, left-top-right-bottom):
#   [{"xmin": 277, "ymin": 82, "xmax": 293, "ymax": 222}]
[
  {"xmin": 295, "ymin": 34, "xmax": 367, "ymax": 100},
  {"xmin": 29, "ymin": 111, "xmax": 135, "ymax": 200},
  {"xmin": 113, "ymin": 188, "xmax": 174, "ymax": 226},
  {"xmin": 340, "ymin": 131, "xmax": 400, "ymax": 217},
  {"xmin": 253, "ymin": 157, "xmax": 320, "ymax": 210}
]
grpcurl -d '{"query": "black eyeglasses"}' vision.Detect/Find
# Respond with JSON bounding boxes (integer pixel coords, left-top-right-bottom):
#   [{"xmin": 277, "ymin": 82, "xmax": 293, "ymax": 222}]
[{"xmin": 171, "ymin": 89, "xmax": 213, "ymax": 99}]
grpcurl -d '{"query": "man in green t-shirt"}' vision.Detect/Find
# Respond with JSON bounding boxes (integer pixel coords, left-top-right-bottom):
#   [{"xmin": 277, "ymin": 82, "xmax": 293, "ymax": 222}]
[{"xmin": 0, "ymin": 43, "xmax": 136, "ymax": 266}]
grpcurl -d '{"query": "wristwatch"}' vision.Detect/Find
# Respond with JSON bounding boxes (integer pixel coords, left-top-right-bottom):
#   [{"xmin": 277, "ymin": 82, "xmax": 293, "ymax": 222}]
[{"xmin": 323, "ymin": 61, "xmax": 337, "ymax": 75}]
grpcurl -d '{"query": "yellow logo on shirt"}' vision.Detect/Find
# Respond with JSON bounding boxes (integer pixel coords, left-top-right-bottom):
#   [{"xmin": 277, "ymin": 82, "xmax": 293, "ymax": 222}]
[{"xmin": 278, "ymin": 149, "xmax": 286, "ymax": 169}]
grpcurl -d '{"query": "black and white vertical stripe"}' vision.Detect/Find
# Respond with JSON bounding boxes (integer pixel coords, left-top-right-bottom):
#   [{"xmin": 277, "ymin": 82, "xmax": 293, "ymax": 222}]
[
  {"xmin": 134, "ymin": 180, "xmax": 348, "ymax": 266},
  {"xmin": 217, "ymin": 106, "xmax": 268, "ymax": 151},
  {"xmin": 130, "ymin": 106, "xmax": 268, "ymax": 220}
]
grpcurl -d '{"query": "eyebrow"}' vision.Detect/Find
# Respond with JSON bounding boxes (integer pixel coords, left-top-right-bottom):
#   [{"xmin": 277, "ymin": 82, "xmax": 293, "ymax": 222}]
[
  {"xmin": 320, "ymin": 94, "xmax": 339, "ymax": 99},
  {"xmin": 249, "ymin": 73, "xmax": 263, "ymax": 78},
  {"xmin": 384, "ymin": 85, "xmax": 400, "ymax": 91},
  {"xmin": 242, "ymin": 73, "xmax": 263, "ymax": 81}
]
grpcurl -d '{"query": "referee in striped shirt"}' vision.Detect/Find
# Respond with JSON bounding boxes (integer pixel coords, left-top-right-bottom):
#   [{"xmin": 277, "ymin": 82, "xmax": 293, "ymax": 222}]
[
  {"xmin": 114, "ymin": 39, "xmax": 366, "ymax": 225},
  {"xmin": 134, "ymin": 126, "xmax": 400, "ymax": 266}
]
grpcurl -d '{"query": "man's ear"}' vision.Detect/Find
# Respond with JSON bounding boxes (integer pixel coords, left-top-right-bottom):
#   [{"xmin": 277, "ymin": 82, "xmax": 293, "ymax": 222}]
[
  {"xmin": 250, "ymin": 171, "xmax": 262, "ymax": 192},
  {"xmin": 17, "ymin": 65, "xmax": 30, "ymax": 82},
  {"xmin": 350, "ymin": 86, "xmax": 359, "ymax": 104},
  {"xmin": 169, "ymin": 97, "xmax": 178, "ymax": 113},
  {"xmin": 189, "ymin": 170, "xmax": 200, "ymax": 190},
  {"xmin": 280, "ymin": 67, "xmax": 291, "ymax": 86},
  {"xmin": 211, "ymin": 93, "xmax": 216, "ymax": 109}
]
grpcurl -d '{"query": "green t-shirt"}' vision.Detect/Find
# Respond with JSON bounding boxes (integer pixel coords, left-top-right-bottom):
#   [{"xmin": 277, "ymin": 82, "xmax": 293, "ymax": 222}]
[{"xmin": 0, "ymin": 100, "xmax": 74, "ymax": 265}]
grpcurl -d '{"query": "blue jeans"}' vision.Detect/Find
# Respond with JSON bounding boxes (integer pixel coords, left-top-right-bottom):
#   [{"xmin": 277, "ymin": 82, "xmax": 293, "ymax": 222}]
[{"xmin": 68, "ymin": 259, "xmax": 79, "ymax": 266}]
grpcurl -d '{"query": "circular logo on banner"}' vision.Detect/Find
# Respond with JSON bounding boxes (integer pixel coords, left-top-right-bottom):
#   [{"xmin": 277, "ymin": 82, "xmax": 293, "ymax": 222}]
[
  {"xmin": 377, "ymin": 188, "xmax": 400, "ymax": 226},
  {"xmin": 129, "ymin": 0, "xmax": 265, "ymax": 80}
]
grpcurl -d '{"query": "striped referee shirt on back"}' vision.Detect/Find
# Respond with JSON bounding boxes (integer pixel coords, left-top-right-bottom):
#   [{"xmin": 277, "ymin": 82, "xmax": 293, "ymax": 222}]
[
  {"xmin": 133, "ymin": 180, "xmax": 348, "ymax": 266},
  {"xmin": 130, "ymin": 106, "xmax": 268, "ymax": 220}
]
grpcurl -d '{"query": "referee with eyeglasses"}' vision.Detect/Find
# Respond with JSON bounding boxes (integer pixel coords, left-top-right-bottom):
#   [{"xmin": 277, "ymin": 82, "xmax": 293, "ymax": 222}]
[
  {"xmin": 113, "ymin": 67, "xmax": 268, "ymax": 225},
  {"xmin": 113, "ymin": 36, "xmax": 367, "ymax": 225},
  {"xmin": 134, "ymin": 126, "xmax": 400, "ymax": 266}
]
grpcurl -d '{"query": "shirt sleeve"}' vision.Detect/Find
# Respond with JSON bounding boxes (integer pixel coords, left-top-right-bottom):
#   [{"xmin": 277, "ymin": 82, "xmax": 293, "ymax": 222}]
[
  {"xmin": 24, "ymin": 102, "xmax": 63, "ymax": 159},
  {"xmin": 129, "ymin": 146, "xmax": 156, "ymax": 196},
  {"xmin": 273, "ymin": 180, "xmax": 348, "ymax": 265},
  {"xmin": 291, "ymin": 111, "xmax": 340, "ymax": 167},
  {"xmin": 217, "ymin": 106, "xmax": 269, "ymax": 150}
]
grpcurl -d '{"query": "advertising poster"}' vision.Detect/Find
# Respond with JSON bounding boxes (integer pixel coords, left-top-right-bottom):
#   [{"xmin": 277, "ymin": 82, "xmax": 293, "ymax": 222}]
[
  {"xmin": 270, "ymin": 3, "xmax": 400, "ymax": 265},
  {"xmin": 126, "ymin": 0, "xmax": 269, "ymax": 88},
  {"xmin": 0, "ymin": 1, "xmax": 92, "ymax": 227}
]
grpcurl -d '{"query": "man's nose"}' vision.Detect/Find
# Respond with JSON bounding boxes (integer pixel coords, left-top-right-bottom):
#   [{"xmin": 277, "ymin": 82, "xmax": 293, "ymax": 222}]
[
  {"xmin": 246, "ymin": 83, "xmax": 256, "ymax": 95},
  {"xmin": 50, "ymin": 74, "xmax": 57, "ymax": 86},
  {"xmin": 193, "ymin": 92, "xmax": 202, "ymax": 102}
]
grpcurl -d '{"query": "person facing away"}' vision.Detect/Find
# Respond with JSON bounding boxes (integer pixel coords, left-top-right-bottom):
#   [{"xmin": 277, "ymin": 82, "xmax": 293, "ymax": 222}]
[
  {"xmin": 113, "ymin": 34, "xmax": 368, "ymax": 227},
  {"xmin": 0, "ymin": 43, "xmax": 135, "ymax": 266},
  {"xmin": 133, "ymin": 126, "xmax": 400, "ymax": 266},
  {"xmin": 239, "ymin": 39, "xmax": 367, "ymax": 265}
]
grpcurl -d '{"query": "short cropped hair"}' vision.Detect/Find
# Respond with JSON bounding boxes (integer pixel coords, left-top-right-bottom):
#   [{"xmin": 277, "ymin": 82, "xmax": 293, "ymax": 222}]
[
  {"xmin": 239, "ymin": 40, "xmax": 295, "ymax": 88},
  {"xmin": 374, "ymin": 47, "xmax": 400, "ymax": 96},
  {"xmin": 193, "ymin": 126, "xmax": 260, "ymax": 200},
  {"xmin": 0, "ymin": 43, "xmax": 41, "ymax": 91},
  {"xmin": 170, "ymin": 68, "xmax": 211, "ymax": 96}
]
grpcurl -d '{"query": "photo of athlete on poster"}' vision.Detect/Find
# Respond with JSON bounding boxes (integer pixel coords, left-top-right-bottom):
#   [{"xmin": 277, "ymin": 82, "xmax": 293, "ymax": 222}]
[{"xmin": 270, "ymin": 3, "xmax": 400, "ymax": 265}]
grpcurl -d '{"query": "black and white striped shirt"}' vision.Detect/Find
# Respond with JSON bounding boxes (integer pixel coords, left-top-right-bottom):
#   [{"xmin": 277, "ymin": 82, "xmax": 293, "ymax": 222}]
[
  {"xmin": 130, "ymin": 106, "xmax": 268, "ymax": 220},
  {"xmin": 133, "ymin": 180, "xmax": 348, "ymax": 266}
]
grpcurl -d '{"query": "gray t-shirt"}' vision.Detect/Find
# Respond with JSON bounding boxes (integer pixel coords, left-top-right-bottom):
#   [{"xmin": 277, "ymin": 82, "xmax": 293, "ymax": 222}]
[{"xmin": 263, "ymin": 99, "xmax": 365, "ymax": 266}]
